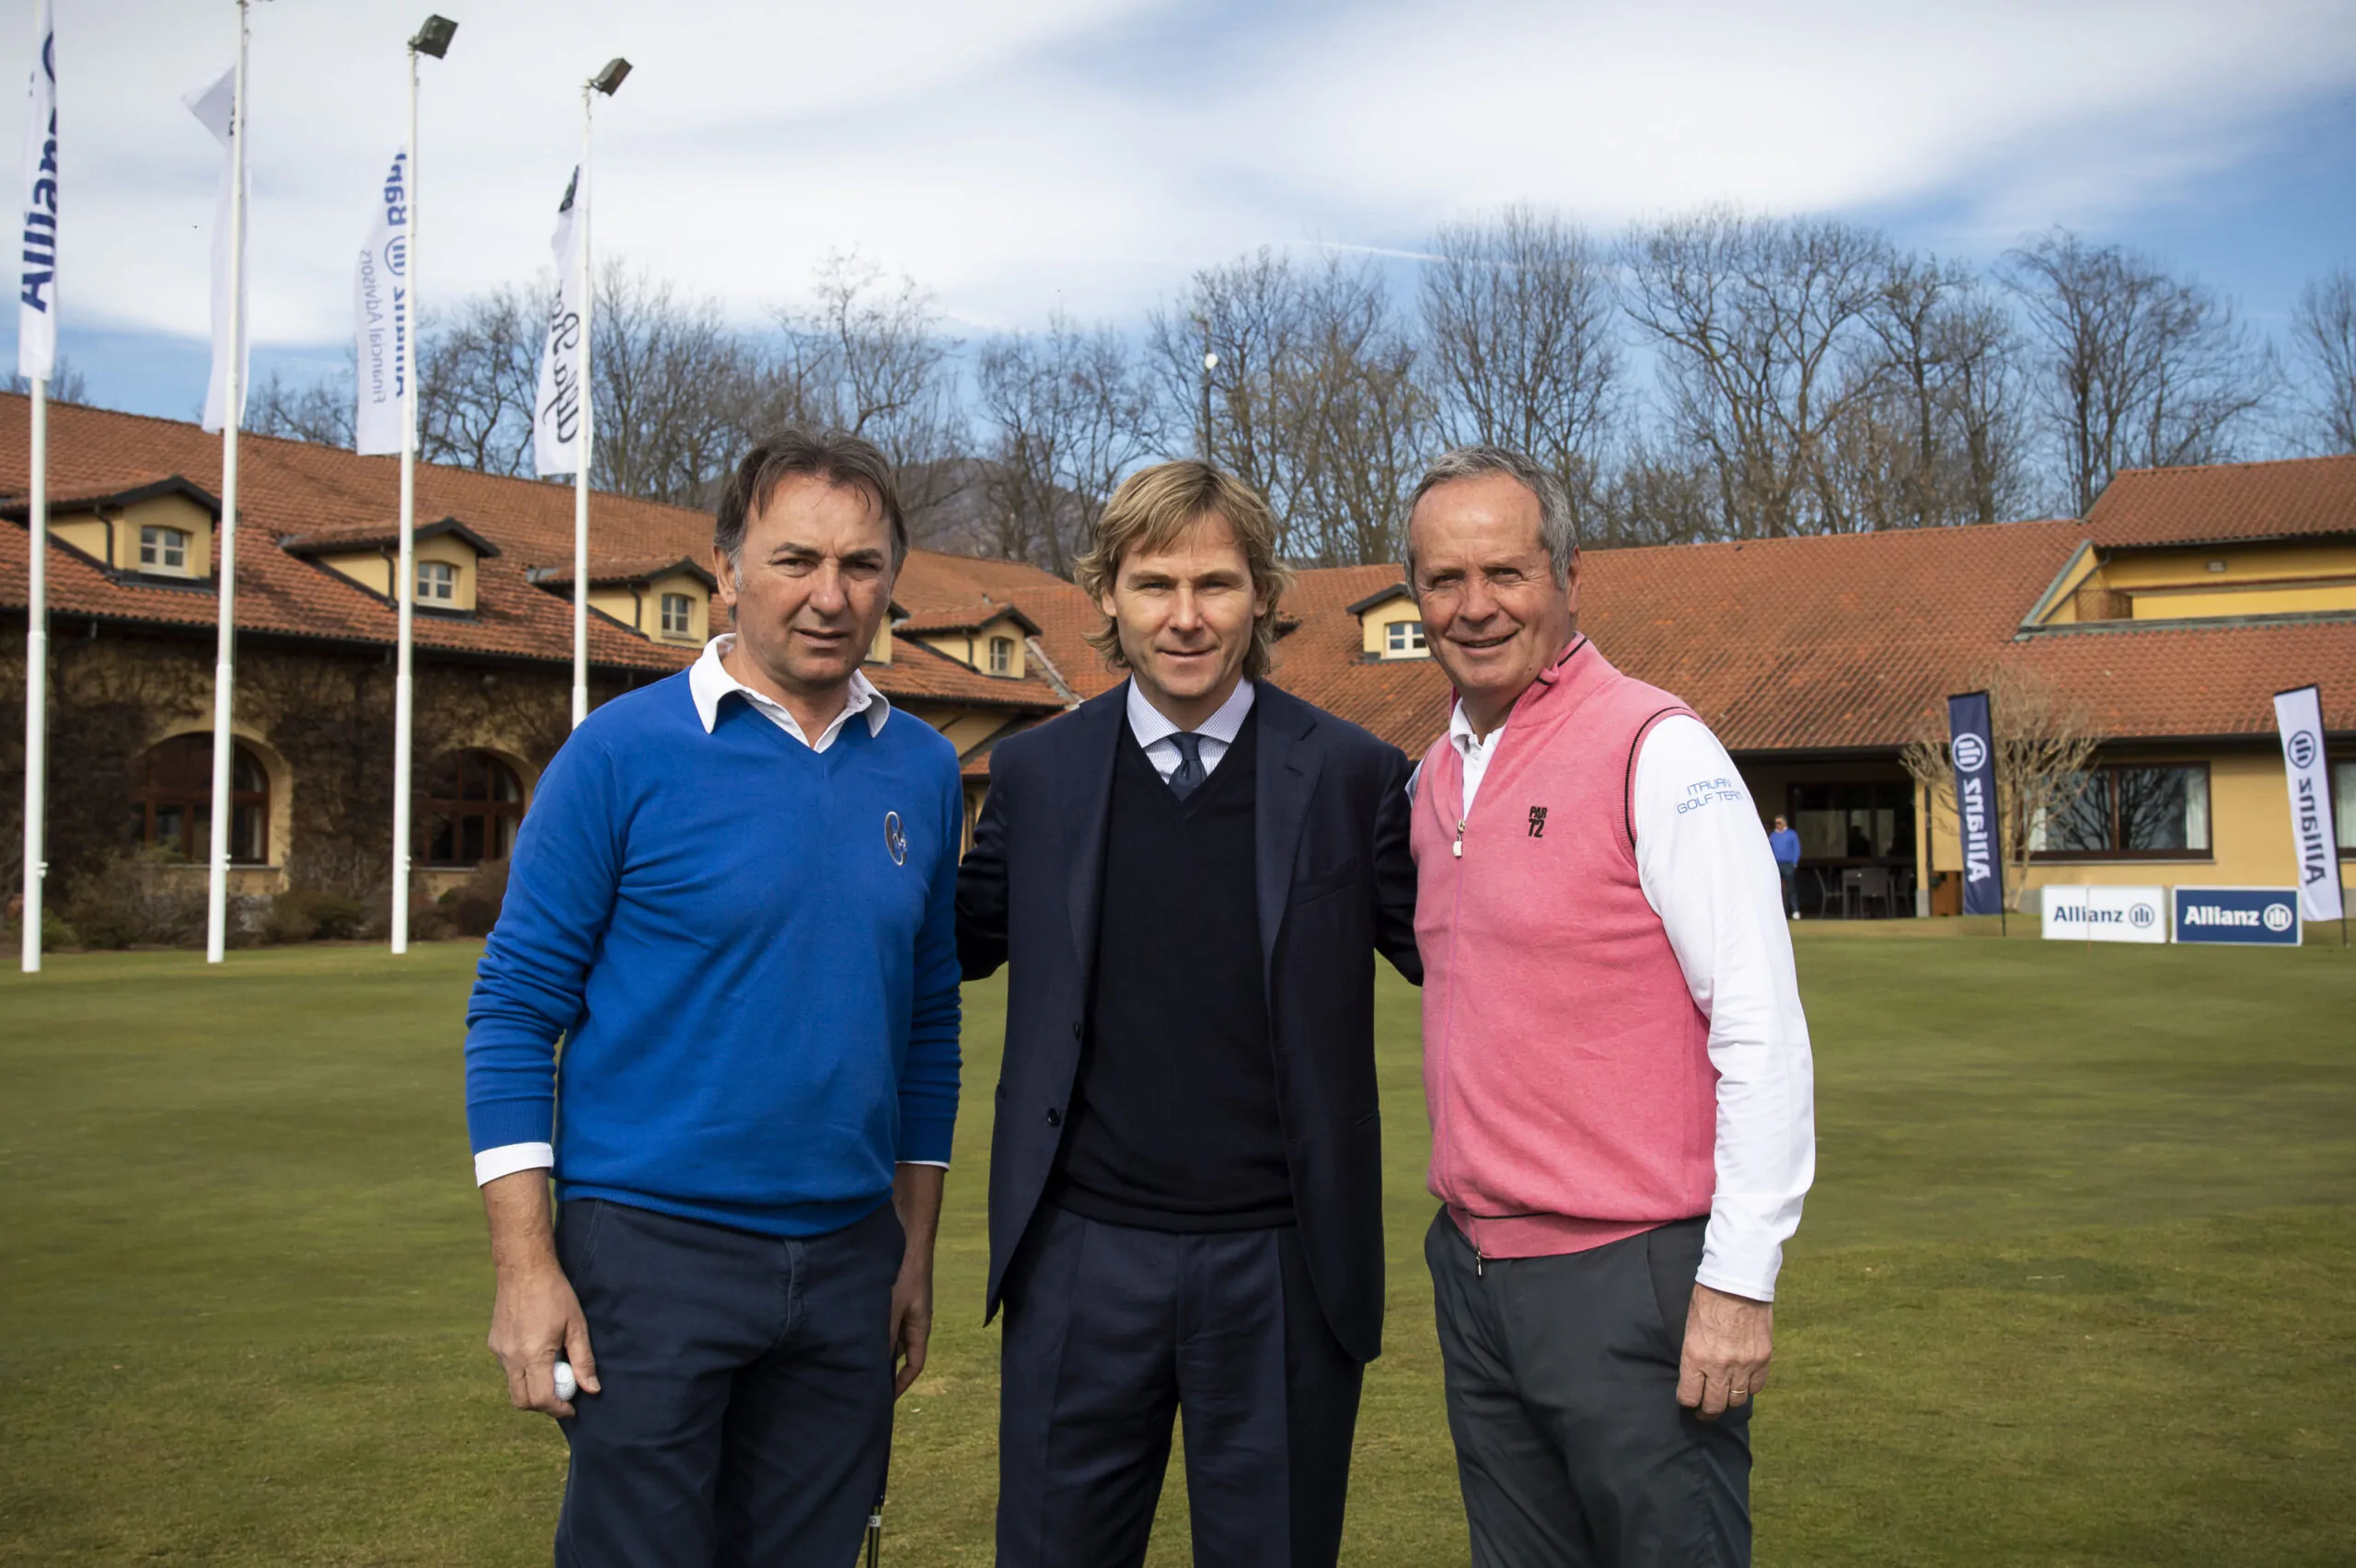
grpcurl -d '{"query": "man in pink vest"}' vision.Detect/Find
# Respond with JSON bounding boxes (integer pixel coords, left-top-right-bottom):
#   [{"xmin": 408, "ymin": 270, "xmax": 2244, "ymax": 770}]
[{"xmin": 1405, "ymin": 445, "xmax": 1816, "ymax": 1568}]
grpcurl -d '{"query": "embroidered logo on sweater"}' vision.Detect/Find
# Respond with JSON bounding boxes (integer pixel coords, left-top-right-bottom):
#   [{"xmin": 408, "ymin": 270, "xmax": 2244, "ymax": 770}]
[
  {"xmin": 1528, "ymin": 805, "xmax": 1547, "ymax": 838},
  {"xmin": 884, "ymin": 811, "xmax": 908, "ymax": 866}
]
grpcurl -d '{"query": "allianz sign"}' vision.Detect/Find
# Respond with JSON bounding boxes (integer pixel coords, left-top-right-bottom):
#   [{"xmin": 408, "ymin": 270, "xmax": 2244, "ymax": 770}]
[
  {"xmin": 2040, "ymin": 885, "xmax": 2166, "ymax": 944},
  {"xmin": 2173, "ymin": 886, "xmax": 2302, "ymax": 947}
]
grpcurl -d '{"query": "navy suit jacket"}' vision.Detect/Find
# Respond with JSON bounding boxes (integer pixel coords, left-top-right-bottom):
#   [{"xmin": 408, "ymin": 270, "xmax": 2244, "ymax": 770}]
[{"xmin": 956, "ymin": 679, "xmax": 1420, "ymax": 1364}]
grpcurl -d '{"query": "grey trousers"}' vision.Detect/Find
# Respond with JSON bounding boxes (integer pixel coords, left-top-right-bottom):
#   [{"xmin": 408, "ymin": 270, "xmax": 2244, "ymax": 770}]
[{"xmin": 1426, "ymin": 1210, "xmax": 1750, "ymax": 1568}]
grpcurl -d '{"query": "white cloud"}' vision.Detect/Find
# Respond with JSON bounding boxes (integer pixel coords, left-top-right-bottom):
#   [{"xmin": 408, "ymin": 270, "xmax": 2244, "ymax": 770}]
[{"xmin": 11, "ymin": 0, "xmax": 2354, "ymax": 352}]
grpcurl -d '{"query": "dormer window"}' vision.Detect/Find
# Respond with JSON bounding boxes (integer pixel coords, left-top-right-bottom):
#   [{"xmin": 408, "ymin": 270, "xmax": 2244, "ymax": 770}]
[
  {"xmin": 989, "ymin": 635, "xmax": 1014, "ymax": 674},
  {"xmin": 661, "ymin": 593, "xmax": 693, "ymax": 637},
  {"xmin": 140, "ymin": 525, "xmax": 189, "ymax": 573},
  {"xmin": 419, "ymin": 559, "xmax": 457, "ymax": 604},
  {"xmin": 1387, "ymin": 619, "xmax": 1426, "ymax": 655}
]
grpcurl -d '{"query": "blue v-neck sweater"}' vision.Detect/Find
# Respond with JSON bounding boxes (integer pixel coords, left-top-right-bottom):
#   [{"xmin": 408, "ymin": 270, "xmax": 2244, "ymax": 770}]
[{"xmin": 464, "ymin": 670, "xmax": 963, "ymax": 1237}]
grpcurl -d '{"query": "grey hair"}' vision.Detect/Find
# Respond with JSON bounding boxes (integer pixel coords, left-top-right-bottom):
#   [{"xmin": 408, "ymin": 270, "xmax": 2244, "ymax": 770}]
[{"xmin": 1403, "ymin": 444, "xmax": 1577, "ymax": 584}]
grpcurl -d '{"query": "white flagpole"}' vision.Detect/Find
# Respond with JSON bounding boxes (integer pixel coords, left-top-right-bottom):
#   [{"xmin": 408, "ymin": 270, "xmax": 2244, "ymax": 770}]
[
  {"xmin": 19, "ymin": 377, "xmax": 42, "ymax": 973},
  {"xmin": 571, "ymin": 83, "xmax": 591, "ymax": 729},
  {"xmin": 390, "ymin": 44, "xmax": 419, "ymax": 954},
  {"xmin": 204, "ymin": 0, "xmax": 248, "ymax": 964},
  {"xmin": 20, "ymin": 0, "xmax": 56, "ymax": 974}
]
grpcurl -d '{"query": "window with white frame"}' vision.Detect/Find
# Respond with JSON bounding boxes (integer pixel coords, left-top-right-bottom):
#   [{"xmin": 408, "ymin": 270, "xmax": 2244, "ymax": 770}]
[
  {"xmin": 139, "ymin": 525, "xmax": 189, "ymax": 572},
  {"xmin": 418, "ymin": 559, "xmax": 457, "ymax": 604},
  {"xmin": 1386, "ymin": 618, "xmax": 1426, "ymax": 655},
  {"xmin": 988, "ymin": 635, "xmax": 1014, "ymax": 674},
  {"xmin": 661, "ymin": 592, "xmax": 693, "ymax": 637}
]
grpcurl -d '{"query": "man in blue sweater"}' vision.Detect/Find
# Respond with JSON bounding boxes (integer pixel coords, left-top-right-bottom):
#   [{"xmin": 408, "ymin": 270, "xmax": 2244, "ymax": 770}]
[
  {"xmin": 1770, "ymin": 813, "xmax": 1804, "ymax": 918},
  {"xmin": 464, "ymin": 429, "xmax": 962, "ymax": 1568}
]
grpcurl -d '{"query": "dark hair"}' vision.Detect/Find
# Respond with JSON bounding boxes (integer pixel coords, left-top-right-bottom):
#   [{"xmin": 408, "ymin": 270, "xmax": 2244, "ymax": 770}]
[{"xmin": 714, "ymin": 428, "xmax": 907, "ymax": 571}]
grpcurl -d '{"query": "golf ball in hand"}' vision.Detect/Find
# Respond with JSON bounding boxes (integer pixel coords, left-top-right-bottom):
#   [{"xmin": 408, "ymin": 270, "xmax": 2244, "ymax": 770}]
[{"xmin": 553, "ymin": 1361, "xmax": 577, "ymax": 1402}]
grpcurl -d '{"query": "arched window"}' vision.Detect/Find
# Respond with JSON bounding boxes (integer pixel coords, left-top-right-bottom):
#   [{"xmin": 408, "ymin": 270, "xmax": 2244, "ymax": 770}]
[
  {"xmin": 423, "ymin": 750, "xmax": 525, "ymax": 868},
  {"xmin": 133, "ymin": 734, "xmax": 269, "ymax": 863}
]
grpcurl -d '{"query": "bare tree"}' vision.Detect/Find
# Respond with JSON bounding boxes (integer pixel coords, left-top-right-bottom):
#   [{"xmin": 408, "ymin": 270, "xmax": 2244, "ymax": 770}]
[
  {"xmin": 1285, "ymin": 256, "xmax": 1433, "ymax": 566},
  {"xmin": 1622, "ymin": 209, "xmax": 1892, "ymax": 538},
  {"xmin": 248, "ymin": 366, "xmax": 356, "ymax": 449},
  {"xmin": 772, "ymin": 252, "xmax": 970, "ymax": 535},
  {"xmin": 590, "ymin": 261, "xmax": 755, "ymax": 507},
  {"xmin": 1825, "ymin": 256, "xmax": 2030, "ymax": 531},
  {"xmin": 2004, "ymin": 231, "xmax": 2278, "ymax": 515},
  {"xmin": 1151, "ymin": 248, "xmax": 1311, "ymax": 533},
  {"xmin": 2292, "ymin": 269, "xmax": 2356, "ymax": 455},
  {"xmin": 6, "ymin": 352, "xmax": 87, "ymax": 404},
  {"xmin": 976, "ymin": 311, "xmax": 1161, "ymax": 576},
  {"xmin": 1900, "ymin": 663, "xmax": 2096, "ymax": 913},
  {"xmin": 1420, "ymin": 206, "xmax": 1620, "ymax": 535},
  {"xmin": 418, "ymin": 286, "xmax": 541, "ymax": 477}
]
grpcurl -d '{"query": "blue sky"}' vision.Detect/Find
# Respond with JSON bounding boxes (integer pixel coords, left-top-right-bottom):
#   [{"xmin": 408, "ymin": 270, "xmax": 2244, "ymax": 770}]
[{"xmin": 10, "ymin": 0, "xmax": 2356, "ymax": 421}]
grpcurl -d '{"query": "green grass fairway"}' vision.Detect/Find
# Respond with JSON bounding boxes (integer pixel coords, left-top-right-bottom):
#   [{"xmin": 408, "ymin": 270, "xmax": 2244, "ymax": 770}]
[{"xmin": 3, "ymin": 929, "xmax": 2352, "ymax": 1564}]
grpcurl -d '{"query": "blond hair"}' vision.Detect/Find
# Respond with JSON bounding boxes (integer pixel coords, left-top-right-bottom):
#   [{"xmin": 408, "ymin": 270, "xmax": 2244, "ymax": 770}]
[{"xmin": 1073, "ymin": 461, "xmax": 1295, "ymax": 681}]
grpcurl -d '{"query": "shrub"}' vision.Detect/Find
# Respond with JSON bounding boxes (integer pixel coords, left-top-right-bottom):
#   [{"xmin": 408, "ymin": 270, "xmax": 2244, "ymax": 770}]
[
  {"xmin": 444, "ymin": 859, "xmax": 511, "ymax": 939},
  {"xmin": 60, "ymin": 849, "xmax": 209, "ymax": 950},
  {"xmin": 262, "ymin": 886, "xmax": 367, "ymax": 944}
]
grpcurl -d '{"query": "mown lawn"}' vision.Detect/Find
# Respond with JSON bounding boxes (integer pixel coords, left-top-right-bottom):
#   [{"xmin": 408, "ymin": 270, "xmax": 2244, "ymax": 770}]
[{"xmin": 1, "ymin": 927, "xmax": 2351, "ymax": 1565}]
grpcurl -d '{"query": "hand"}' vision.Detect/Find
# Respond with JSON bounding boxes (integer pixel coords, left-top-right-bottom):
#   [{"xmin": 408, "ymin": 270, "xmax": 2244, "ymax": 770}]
[
  {"xmin": 889, "ymin": 1255, "xmax": 932, "ymax": 1398},
  {"xmin": 489, "ymin": 1256, "xmax": 598, "ymax": 1417},
  {"xmin": 1676, "ymin": 1282, "xmax": 1773, "ymax": 1421},
  {"xmin": 887, "ymin": 1162, "xmax": 945, "ymax": 1398}
]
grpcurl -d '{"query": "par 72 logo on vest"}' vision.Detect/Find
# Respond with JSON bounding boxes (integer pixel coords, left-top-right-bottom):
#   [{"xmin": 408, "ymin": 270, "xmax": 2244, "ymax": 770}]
[
  {"xmin": 883, "ymin": 811, "xmax": 907, "ymax": 867},
  {"xmin": 1527, "ymin": 806, "xmax": 1547, "ymax": 838}
]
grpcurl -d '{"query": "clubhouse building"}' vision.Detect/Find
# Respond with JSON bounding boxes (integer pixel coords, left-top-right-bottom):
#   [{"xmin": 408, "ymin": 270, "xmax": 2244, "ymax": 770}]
[{"xmin": 3, "ymin": 394, "xmax": 2352, "ymax": 928}]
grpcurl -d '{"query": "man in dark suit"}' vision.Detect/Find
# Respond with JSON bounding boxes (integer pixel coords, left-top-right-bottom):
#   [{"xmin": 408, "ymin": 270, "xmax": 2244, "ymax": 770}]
[{"xmin": 958, "ymin": 459, "xmax": 1421, "ymax": 1568}]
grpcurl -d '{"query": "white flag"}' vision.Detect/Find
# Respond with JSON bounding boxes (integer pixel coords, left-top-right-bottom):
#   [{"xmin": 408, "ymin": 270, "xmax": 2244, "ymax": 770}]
[
  {"xmin": 2272, "ymin": 685, "xmax": 2345, "ymax": 924},
  {"xmin": 532, "ymin": 166, "xmax": 586, "ymax": 478},
  {"xmin": 17, "ymin": 0, "xmax": 57, "ymax": 383},
  {"xmin": 353, "ymin": 146, "xmax": 410, "ymax": 456},
  {"xmin": 184, "ymin": 64, "xmax": 248, "ymax": 434}
]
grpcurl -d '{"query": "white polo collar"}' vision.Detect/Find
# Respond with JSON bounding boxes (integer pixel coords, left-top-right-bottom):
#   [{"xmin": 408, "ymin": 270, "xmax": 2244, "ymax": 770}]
[
  {"xmin": 1125, "ymin": 675, "xmax": 1254, "ymax": 752},
  {"xmin": 688, "ymin": 634, "xmax": 890, "ymax": 744}
]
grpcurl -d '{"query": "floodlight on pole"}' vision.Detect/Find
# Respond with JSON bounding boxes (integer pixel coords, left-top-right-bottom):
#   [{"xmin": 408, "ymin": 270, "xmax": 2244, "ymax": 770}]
[
  {"xmin": 572, "ymin": 56, "xmax": 628, "ymax": 728},
  {"xmin": 389, "ymin": 12, "xmax": 456, "ymax": 956}
]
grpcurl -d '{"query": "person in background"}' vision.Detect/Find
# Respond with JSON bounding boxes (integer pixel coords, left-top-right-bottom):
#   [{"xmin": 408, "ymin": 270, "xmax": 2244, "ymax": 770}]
[
  {"xmin": 463, "ymin": 429, "xmax": 962, "ymax": 1568},
  {"xmin": 1403, "ymin": 444, "xmax": 1816, "ymax": 1568},
  {"xmin": 1769, "ymin": 814, "xmax": 1803, "ymax": 919},
  {"xmin": 958, "ymin": 460, "xmax": 1422, "ymax": 1568}
]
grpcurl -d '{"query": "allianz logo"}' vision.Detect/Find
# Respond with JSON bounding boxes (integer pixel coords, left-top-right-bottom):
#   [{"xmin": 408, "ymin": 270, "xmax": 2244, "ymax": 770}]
[
  {"xmin": 2050, "ymin": 903, "xmax": 2157, "ymax": 928},
  {"xmin": 2182, "ymin": 904, "xmax": 2293, "ymax": 932}
]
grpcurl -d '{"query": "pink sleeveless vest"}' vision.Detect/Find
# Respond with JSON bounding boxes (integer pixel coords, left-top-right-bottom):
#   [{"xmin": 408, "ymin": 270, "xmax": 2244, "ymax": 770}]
[{"xmin": 1412, "ymin": 636, "xmax": 1715, "ymax": 1260}]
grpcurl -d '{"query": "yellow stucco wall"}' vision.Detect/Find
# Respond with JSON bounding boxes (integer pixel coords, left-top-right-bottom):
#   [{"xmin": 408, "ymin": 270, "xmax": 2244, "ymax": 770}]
[
  {"xmin": 2130, "ymin": 581, "xmax": 2356, "ymax": 618},
  {"xmin": 1920, "ymin": 748, "xmax": 2354, "ymax": 902},
  {"xmin": 868, "ymin": 618, "xmax": 895, "ymax": 663},
  {"xmin": 2040, "ymin": 540, "xmax": 2356, "ymax": 625},
  {"xmin": 50, "ymin": 494, "xmax": 216, "ymax": 578},
  {"xmin": 318, "ymin": 532, "xmax": 480, "ymax": 609},
  {"xmin": 1358, "ymin": 597, "xmax": 1428, "ymax": 658}
]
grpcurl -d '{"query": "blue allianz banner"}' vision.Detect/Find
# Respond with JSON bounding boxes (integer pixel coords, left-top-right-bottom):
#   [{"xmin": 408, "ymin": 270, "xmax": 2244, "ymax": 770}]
[
  {"xmin": 2173, "ymin": 886, "xmax": 2302, "ymax": 946},
  {"xmin": 1947, "ymin": 691, "xmax": 2004, "ymax": 917}
]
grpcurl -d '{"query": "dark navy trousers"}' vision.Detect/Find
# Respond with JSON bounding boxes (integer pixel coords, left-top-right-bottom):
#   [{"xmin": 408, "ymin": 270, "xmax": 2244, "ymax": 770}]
[
  {"xmin": 551, "ymin": 1196, "xmax": 903, "ymax": 1568},
  {"xmin": 996, "ymin": 1205, "xmax": 1365, "ymax": 1568}
]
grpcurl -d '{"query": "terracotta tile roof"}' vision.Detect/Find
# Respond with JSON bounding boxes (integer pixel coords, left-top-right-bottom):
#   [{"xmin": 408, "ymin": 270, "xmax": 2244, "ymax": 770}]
[
  {"xmin": 533, "ymin": 554, "xmax": 714, "ymax": 589},
  {"xmin": 873, "ymin": 635, "xmax": 1065, "ymax": 710},
  {"xmin": 987, "ymin": 506, "xmax": 2356, "ymax": 760},
  {"xmin": 2085, "ymin": 454, "xmax": 2356, "ymax": 547},
  {"xmin": 7, "ymin": 397, "xmax": 2345, "ymax": 754},
  {"xmin": 893, "ymin": 598, "xmax": 1042, "ymax": 637},
  {"xmin": 282, "ymin": 515, "xmax": 503, "ymax": 558}
]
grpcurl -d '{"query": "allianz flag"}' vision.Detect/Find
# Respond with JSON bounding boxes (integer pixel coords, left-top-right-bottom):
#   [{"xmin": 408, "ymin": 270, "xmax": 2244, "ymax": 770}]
[
  {"xmin": 17, "ymin": 0, "xmax": 56, "ymax": 382},
  {"xmin": 1947, "ymin": 690, "xmax": 2004, "ymax": 917},
  {"xmin": 532, "ymin": 166, "xmax": 585, "ymax": 478},
  {"xmin": 183, "ymin": 64, "xmax": 248, "ymax": 434},
  {"xmin": 353, "ymin": 147, "xmax": 410, "ymax": 456},
  {"xmin": 2272, "ymin": 685, "xmax": 2344, "ymax": 924}
]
